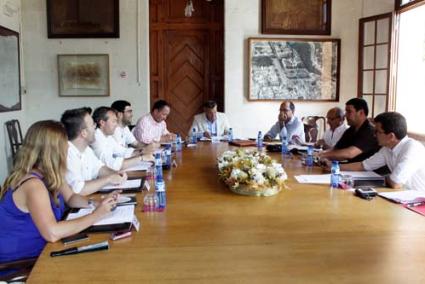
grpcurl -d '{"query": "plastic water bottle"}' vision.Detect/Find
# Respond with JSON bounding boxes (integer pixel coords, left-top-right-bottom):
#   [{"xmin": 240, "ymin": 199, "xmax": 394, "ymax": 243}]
[
  {"xmin": 306, "ymin": 145, "xmax": 314, "ymax": 167},
  {"xmin": 175, "ymin": 134, "xmax": 182, "ymax": 152},
  {"xmin": 154, "ymin": 152, "xmax": 166, "ymax": 211},
  {"xmin": 330, "ymin": 160, "xmax": 340, "ymax": 189},
  {"xmin": 228, "ymin": 128, "xmax": 233, "ymax": 142},
  {"xmin": 162, "ymin": 144, "xmax": 172, "ymax": 170},
  {"xmin": 281, "ymin": 136, "xmax": 289, "ymax": 155},
  {"xmin": 257, "ymin": 131, "xmax": 263, "ymax": 151},
  {"xmin": 191, "ymin": 128, "xmax": 197, "ymax": 144}
]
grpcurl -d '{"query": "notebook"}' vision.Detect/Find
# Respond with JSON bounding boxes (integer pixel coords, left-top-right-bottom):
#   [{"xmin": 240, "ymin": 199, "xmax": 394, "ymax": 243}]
[
  {"xmin": 379, "ymin": 190, "xmax": 425, "ymax": 217},
  {"xmin": 98, "ymin": 178, "xmax": 144, "ymax": 193}
]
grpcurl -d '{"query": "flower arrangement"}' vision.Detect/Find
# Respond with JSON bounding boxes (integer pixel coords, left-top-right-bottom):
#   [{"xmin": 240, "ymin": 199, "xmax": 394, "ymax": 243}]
[{"xmin": 217, "ymin": 149, "xmax": 287, "ymax": 196}]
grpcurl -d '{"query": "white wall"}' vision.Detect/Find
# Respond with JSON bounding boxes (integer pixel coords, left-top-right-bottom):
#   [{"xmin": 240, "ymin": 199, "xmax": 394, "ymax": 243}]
[
  {"xmin": 224, "ymin": 0, "xmax": 394, "ymax": 138},
  {"xmin": 0, "ymin": 0, "xmax": 22, "ymax": 183},
  {"xmin": 21, "ymin": 0, "xmax": 150, "ymax": 127},
  {"xmin": 0, "ymin": 0, "xmax": 395, "ymax": 183}
]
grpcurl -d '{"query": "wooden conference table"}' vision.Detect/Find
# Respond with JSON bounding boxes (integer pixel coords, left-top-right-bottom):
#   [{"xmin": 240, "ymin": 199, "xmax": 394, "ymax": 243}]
[{"xmin": 28, "ymin": 143, "xmax": 425, "ymax": 283}]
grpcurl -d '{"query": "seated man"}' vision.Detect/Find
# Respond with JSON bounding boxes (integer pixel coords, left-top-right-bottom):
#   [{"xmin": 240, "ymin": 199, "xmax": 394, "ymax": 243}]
[
  {"xmin": 111, "ymin": 100, "xmax": 145, "ymax": 149},
  {"xmin": 264, "ymin": 101, "xmax": 305, "ymax": 143},
  {"xmin": 91, "ymin": 107, "xmax": 143, "ymax": 171},
  {"xmin": 316, "ymin": 107, "xmax": 348, "ymax": 149},
  {"xmin": 61, "ymin": 107, "xmax": 127, "ymax": 195},
  {"xmin": 133, "ymin": 100, "xmax": 177, "ymax": 144},
  {"xmin": 340, "ymin": 112, "xmax": 425, "ymax": 190},
  {"xmin": 189, "ymin": 100, "xmax": 230, "ymax": 138},
  {"xmin": 318, "ymin": 98, "xmax": 379, "ymax": 163}
]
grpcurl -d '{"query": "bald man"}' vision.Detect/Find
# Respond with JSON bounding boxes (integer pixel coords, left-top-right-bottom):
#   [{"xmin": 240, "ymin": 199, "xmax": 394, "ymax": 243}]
[{"xmin": 316, "ymin": 107, "xmax": 348, "ymax": 149}]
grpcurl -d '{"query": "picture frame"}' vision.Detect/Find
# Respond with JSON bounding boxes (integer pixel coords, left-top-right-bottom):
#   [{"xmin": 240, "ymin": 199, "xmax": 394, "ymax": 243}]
[
  {"xmin": 248, "ymin": 37, "xmax": 340, "ymax": 101},
  {"xmin": 47, "ymin": 0, "xmax": 119, "ymax": 38},
  {"xmin": 262, "ymin": 0, "xmax": 331, "ymax": 35},
  {"xmin": 57, "ymin": 54, "xmax": 110, "ymax": 97},
  {"xmin": 0, "ymin": 25, "xmax": 21, "ymax": 112}
]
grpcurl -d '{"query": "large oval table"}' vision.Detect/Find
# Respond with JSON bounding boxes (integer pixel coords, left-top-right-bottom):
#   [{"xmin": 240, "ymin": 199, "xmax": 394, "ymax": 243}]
[{"xmin": 28, "ymin": 143, "xmax": 425, "ymax": 283}]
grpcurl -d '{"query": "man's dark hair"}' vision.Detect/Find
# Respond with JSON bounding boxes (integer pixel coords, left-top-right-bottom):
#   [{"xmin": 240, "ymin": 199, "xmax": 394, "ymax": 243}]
[
  {"xmin": 151, "ymin": 100, "xmax": 170, "ymax": 112},
  {"xmin": 111, "ymin": 100, "xmax": 131, "ymax": 113},
  {"xmin": 92, "ymin": 106, "xmax": 116, "ymax": 127},
  {"xmin": 60, "ymin": 107, "xmax": 92, "ymax": 140},
  {"xmin": 282, "ymin": 101, "xmax": 295, "ymax": 112},
  {"xmin": 374, "ymin": 112, "xmax": 407, "ymax": 140},
  {"xmin": 203, "ymin": 100, "xmax": 217, "ymax": 109},
  {"xmin": 346, "ymin": 98, "xmax": 369, "ymax": 116}
]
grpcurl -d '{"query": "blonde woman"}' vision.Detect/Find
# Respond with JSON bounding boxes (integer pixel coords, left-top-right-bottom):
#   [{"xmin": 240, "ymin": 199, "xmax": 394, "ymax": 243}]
[{"xmin": 0, "ymin": 120, "xmax": 118, "ymax": 264}]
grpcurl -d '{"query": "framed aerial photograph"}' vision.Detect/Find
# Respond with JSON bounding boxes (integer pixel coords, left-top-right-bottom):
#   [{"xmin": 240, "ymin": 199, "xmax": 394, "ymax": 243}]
[
  {"xmin": 0, "ymin": 25, "xmax": 21, "ymax": 112},
  {"xmin": 58, "ymin": 54, "xmax": 110, "ymax": 97},
  {"xmin": 47, "ymin": 0, "xmax": 119, "ymax": 38},
  {"xmin": 262, "ymin": 0, "xmax": 331, "ymax": 35},
  {"xmin": 248, "ymin": 38, "xmax": 340, "ymax": 101}
]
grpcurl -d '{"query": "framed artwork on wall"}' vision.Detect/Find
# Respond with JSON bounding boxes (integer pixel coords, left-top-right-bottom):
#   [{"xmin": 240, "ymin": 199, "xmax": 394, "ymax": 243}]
[
  {"xmin": 47, "ymin": 0, "xmax": 119, "ymax": 38},
  {"xmin": 262, "ymin": 0, "xmax": 331, "ymax": 35},
  {"xmin": 0, "ymin": 25, "xmax": 21, "ymax": 112},
  {"xmin": 57, "ymin": 54, "xmax": 110, "ymax": 97},
  {"xmin": 248, "ymin": 37, "xmax": 340, "ymax": 101}
]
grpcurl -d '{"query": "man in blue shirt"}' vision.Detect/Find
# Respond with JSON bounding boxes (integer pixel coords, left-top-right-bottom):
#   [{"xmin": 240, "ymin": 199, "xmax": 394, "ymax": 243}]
[{"xmin": 264, "ymin": 101, "xmax": 305, "ymax": 143}]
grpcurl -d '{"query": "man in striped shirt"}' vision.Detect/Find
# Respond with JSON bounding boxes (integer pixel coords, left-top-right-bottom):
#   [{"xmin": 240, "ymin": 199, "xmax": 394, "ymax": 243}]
[{"xmin": 133, "ymin": 100, "xmax": 177, "ymax": 144}]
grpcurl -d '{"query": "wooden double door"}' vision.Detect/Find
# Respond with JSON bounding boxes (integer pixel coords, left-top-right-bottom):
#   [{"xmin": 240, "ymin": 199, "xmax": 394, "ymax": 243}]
[{"xmin": 149, "ymin": 0, "xmax": 224, "ymax": 136}]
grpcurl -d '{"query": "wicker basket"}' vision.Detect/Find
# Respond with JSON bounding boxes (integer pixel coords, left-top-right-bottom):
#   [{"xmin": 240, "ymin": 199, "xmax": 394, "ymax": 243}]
[{"xmin": 228, "ymin": 184, "xmax": 281, "ymax": 197}]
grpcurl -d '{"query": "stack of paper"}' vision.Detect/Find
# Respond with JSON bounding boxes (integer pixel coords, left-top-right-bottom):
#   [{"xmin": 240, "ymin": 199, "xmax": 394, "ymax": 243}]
[
  {"xmin": 378, "ymin": 190, "xmax": 425, "ymax": 204},
  {"xmin": 67, "ymin": 205, "xmax": 135, "ymax": 226},
  {"xmin": 100, "ymin": 179, "xmax": 142, "ymax": 192},
  {"xmin": 294, "ymin": 171, "xmax": 382, "ymax": 184}
]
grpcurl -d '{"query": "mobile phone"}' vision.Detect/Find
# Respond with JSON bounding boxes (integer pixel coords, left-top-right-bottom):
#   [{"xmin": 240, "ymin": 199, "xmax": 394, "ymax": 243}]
[
  {"xmin": 61, "ymin": 233, "xmax": 89, "ymax": 245},
  {"xmin": 111, "ymin": 230, "xmax": 132, "ymax": 241},
  {"xmin": 355, "ymin": 187, "xmax": 378, "ymax": 200}
]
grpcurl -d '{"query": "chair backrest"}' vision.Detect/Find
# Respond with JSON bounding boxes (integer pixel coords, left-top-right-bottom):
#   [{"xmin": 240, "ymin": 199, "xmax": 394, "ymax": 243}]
[
  {"xmin": 302, "ymin": 116, "xmax": 326, "ymax": 143},
  {"xmin": 5, "ymin": 119, "xmax": 23, "ymax": 161},
  {"xmin": 0, "ymin": 257, "xmax": 37, "ymax": 282}
]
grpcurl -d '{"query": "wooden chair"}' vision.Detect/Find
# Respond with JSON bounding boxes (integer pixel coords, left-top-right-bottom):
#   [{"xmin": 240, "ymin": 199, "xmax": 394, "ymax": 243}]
[
  {"xmin": 5, "ymin": 119, "xmax": 23, "ymax": 162},
  {"xmin": 0, "ymin": 257, "xmax": 37, "ymax": 282},
  {"xmin": 302, "ymin": 116, "xmax": 326, "ymax": 143}
]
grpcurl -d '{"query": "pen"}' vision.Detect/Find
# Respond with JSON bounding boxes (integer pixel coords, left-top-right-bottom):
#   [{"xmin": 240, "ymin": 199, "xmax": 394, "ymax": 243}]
[{"xmin": 50, "ymin": 240, "xmax": 109, "ymax": 257}]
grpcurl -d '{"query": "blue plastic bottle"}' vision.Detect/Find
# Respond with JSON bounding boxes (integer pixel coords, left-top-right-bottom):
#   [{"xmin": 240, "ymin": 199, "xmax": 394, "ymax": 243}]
[
  {"xmin": 191, "ymin": 128, "xmax": 197, "ymax": 144},
  {"xmin": 257, "ymin": 131, "xmax": 263, "ymax": 151},
  {"xmin": 154, "ymin": 152, "xmax": 166, "ymax": 211},
  {"xmin": 228, "ymin": 128, "xmax": 233, "ymax": 142},
  {"xmin": 306, "ymin": 145, "xmax": 314, "ymax": 167},
  {"xmin": 281, "ymin": 136, "xmax": 289, "ymax": 155},
  {"xmin": 175, "ymin": 134, "xmax": 182, "ymax": 152},
  {"xmin": 330, "ymin": 160, "xmax": 340, "ymax": 188},
  {"xmin": 162, "ymin": 144, "xmax": 172, "ymax": 170}
]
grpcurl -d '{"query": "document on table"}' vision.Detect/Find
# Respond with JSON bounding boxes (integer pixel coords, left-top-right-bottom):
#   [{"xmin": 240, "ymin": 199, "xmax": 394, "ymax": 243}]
[
  {"xmin": 66, "ymin": 205, "xmax": 135, "ymax": 226},
  {"xmin": 124, "ymin": 161, "xmax": 153, "ymax": 172},
  {"xmin": 378, "ymin": 190, "xmax": 425, "ymax": 204},
  {"xmin": 101, "ymin": 179, "xmax": 142, "ymax": 190},
  {"xmin": 294, "ymin": 171, "xmax": 382, "ymax": 184}
]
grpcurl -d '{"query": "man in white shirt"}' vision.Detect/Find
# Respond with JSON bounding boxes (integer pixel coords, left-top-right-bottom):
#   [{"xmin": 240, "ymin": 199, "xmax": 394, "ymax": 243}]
[
  {"xmin": 91, "ymin": 107, "xmax": 143, "ymax": 171},
  {"xmin": 111, "ymin": 100, "xmax": 145, "ymax": 149},
  {"xmin": 316, "ymin": 107, "xmax": 348, "ymax": 149},
  {"xmin": 264, "ymin": 101, "xmax": 305, "ymax": 143},
  {"xmin": 61, "ymin": 107, "xmax": 127, "ymax": 195},
  {"xmin": 189, "ymin": 100, "xmax": 230, "ymax": 138},
  {"xmin": 340, "ymin": 112, "xmax": 425, "ymax": 191}
]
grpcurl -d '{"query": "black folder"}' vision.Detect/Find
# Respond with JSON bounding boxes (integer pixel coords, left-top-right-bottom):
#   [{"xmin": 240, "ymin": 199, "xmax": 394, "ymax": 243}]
[{"xmin": 97, "ymin": 177, "xmax": 145, "ymax": 194}]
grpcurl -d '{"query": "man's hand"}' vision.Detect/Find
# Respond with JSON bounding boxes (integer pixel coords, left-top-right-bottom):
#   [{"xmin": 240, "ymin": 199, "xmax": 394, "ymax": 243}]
[{"xmin": 203, "ymin": 131, "xmax": 211, "ymax": 139}]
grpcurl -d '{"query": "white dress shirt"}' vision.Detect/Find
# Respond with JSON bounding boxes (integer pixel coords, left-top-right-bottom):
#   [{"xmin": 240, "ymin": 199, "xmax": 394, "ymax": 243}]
[
  {"xmin": 265, "ymin": 116, "xmax": 305, "ymax": 143},
  {"xmin": 323, "ymin": 123, "xmax": 348, "ymax": 148},
  {"xmin": 66, "ymin": 141, "xmax": 105, "ymax": 194},
  {"xmin": 362, "ymin": 136, "xmax": 425, "ymax": 191},
  {"xmin": 113, "ymin": 125, "xmax": 137, "ymax": 148},
  {"xmin": 189, "ymin": 112, "xmax": 230, "ymax": 136},
  {"xmin": 91, "ymin": 128, "xmax": 134, "ymax": 171}
]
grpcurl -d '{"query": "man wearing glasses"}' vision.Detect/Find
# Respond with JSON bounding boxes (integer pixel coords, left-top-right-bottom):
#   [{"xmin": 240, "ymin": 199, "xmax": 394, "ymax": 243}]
[
  {"xmin": 264, "ymin": 101, "xmax": 305, "ymax": 143},
  {"xmin": 340, "ymin": 112, "xmax": 425, "ymax": 190},
  {"xmin": 316, "ymin": 107, "xmax": 348, "ymax": 150}
]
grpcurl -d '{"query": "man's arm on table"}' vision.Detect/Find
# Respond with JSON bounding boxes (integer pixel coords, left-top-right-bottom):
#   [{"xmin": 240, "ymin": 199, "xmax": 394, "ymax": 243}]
[{"xmin": 319, "ymin": 146, "xmax": 362, "ymax": 161}]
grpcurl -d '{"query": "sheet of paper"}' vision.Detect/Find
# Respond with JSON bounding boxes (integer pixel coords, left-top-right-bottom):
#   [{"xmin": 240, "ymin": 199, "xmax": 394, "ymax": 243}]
[
  {"xmin": 294, "ymin": 171, "xmax": 382, "ymax": 184},
  {"xmin": 102, "ymin": 179, "xmax": 141, "ymax": 190},
  {"xmin": 124, "ymin": 161, "xmax": 153, "ymax": 172},
  {"xmin": 66, "ymin": 205, "xmax": 135, "ymax": 225},
  {"xmin": 378, "ymin": 190, "xmax": 425, "ymax": 204}
]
